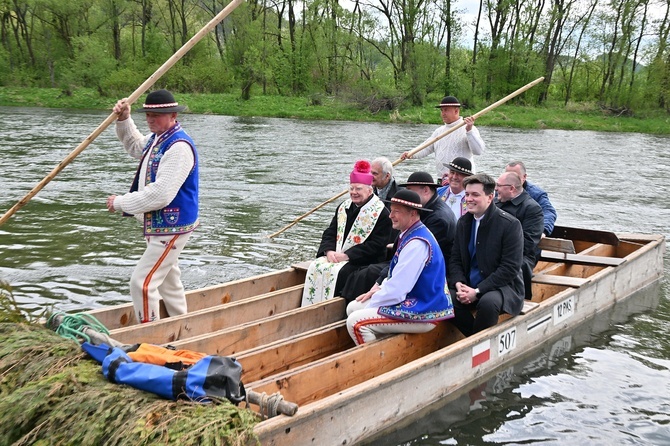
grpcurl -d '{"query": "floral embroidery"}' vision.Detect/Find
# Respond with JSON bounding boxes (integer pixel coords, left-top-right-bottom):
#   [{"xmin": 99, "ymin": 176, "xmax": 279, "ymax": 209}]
[{"xmin": 301, "ymin": 196, "xmax": 385, "ymax": 306}]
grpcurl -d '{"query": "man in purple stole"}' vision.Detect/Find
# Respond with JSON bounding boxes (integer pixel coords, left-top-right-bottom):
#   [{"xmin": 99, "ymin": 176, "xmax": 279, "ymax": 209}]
[
  {"xmin": 106, "ymin": 89, "xmax": 198, "ymax": 324},
  {"xmin": 346, "ymin": 189, "xmax": 454, "ymax": 345}
]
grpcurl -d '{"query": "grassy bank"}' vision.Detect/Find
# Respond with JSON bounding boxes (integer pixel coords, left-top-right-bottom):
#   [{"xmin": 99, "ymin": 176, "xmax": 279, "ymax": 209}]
[{"xmin": 1, "ymin": 87, "xmax": 668, "ymax": 134}]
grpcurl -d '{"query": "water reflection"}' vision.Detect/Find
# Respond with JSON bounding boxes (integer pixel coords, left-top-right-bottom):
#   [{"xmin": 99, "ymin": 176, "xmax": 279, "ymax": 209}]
[
  {"xmin": 0, "ymin": 106, "xmax": 669, "ymax": 444},
  {"xmin": 365, "ymin": 281, "xmax": 667, "ymax": 445}
]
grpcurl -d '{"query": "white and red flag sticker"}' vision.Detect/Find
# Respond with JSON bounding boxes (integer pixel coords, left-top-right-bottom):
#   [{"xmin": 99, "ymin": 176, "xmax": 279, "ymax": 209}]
[{"xmin": 471, "ymin": 340, "xmax": 491, "ymax": 367}]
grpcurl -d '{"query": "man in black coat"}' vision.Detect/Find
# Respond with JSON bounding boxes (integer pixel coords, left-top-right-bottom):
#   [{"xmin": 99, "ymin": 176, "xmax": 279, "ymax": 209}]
[
  {"xmin": 449, "ymin": 173, "xmax": 525, "ymax": 337},
  {"xmin": 342, "ymin": 172, "xmax": 456, "ymax": 303},
  {"xmin": 495, "ymin": 171, "xmax": 544, "ymax": 301}
]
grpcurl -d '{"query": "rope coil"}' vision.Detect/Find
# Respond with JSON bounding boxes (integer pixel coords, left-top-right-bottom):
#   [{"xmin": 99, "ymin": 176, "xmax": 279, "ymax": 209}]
[
  {"xmin": 258, "ymin": 391, "xmax": 285, "ymax": 419},
  {"xmin": 46, "ymin": 312, "xmax": 111, "ymax": 344}
]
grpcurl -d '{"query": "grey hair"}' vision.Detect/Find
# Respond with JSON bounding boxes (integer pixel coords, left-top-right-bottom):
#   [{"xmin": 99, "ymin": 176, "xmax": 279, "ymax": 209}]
[
  {"xmin": 372, "ymin": 157, "xmax": 393, "ymax": 177},
  {"xmin": 506, "ymin": 160, "xmax": 527, "ymax": 175}
]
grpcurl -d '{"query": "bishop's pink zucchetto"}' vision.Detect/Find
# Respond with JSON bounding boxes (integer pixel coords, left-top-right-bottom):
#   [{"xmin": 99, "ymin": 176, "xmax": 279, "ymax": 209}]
[{"xmin": 349, "ymin": 160, "xmax": 374, "ymax": 186}]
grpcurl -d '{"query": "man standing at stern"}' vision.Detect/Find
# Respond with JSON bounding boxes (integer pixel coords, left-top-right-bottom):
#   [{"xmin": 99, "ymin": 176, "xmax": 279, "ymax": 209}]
[
  {"xmin": 448, "ymin": 174, "xmax": 524, "ymax": 337},
  {"xmin": 106, "ymin": 89, "xmax": 199, "ymax": 324},
  {"xmin": 346, "ymin": 189, "xmax": 454, "ymax": 345},
  {"xmin": 401, "ymin": 96, "xmax": 485, "ymax": 178}
]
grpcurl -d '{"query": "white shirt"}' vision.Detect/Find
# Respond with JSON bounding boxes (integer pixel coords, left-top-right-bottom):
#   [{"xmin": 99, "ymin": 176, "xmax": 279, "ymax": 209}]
[
  {"xmin": 443, "ymin": 188, "xmax": 466, "ymax": 222},
  {"xmin": 368, "ymin": 237, "xmax": 430, "ymax": 308},
  {"xmin": 412, "ymin": 118, "xmax": 485, "ymax": 177},
  {"xmin": 113, "ymin": 118, "xmax": 195, "ymax": 219}
]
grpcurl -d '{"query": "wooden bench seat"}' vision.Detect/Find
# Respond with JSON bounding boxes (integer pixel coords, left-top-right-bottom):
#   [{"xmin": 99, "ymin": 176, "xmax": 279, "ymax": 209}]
[
  {"xmin": 537, "ymin": 237, "xmax": 575, "ymax": 254},
  {"xmin": 540, "ymin": 251, "xmax": 625, "ymax": 267},
  {"xmin": 532, "ymin": 274, "xmax": 589, "ymax": 288},
  {"xmin": 292, "ymin": 260, "xmax": 313, "ymax": 271}
]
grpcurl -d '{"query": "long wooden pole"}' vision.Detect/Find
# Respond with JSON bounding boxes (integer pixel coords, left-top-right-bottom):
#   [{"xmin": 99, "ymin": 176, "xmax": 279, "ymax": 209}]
[
  {"xmin": 0, "ymin": 0, "xmax": 245, "ymax": 227},
  {"xmin": 268, "ymin": 76, "xmax": 545, "ymax": 239}
]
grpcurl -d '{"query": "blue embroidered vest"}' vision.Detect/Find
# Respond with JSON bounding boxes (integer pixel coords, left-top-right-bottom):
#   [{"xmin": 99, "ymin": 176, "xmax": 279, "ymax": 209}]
[
  {"xmin": 127, "ymin": 123, "xmax": 199, "ymax": 236},
  {"xmin": 377, "ymin": 221, "xmax": 454, "ymax": 322}
]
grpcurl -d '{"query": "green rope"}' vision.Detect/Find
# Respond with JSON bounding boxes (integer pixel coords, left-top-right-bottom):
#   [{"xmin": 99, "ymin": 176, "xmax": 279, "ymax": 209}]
[{"xmin": 47, "ymin": 312, "xmax": 110, "ymax": 344}]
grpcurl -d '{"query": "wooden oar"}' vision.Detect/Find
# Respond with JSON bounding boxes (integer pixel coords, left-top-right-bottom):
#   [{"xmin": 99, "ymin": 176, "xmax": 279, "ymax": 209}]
[
  {"xmin": 268, "ymin": 76, "xmax": 545, "ymax": 239},
  {"xmin": 0, "ymin": 0, "xmax": 245, "ymax": 227}
]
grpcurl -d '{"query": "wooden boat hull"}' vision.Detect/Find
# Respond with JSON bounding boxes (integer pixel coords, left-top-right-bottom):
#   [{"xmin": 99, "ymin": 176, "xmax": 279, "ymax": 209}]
[
  {"xmin": 80, "ymin": 231, "xmax": 665, "ymax": 445},
  {"xmin": 253, "ymin": 233, "xmax": 665, "ymax": 445}
]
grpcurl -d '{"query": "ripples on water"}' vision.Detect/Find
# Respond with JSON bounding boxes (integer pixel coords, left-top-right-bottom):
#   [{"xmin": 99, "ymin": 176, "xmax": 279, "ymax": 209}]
[{"xmin": 0, "ymin": 106, "xmax": 668, "ymax": 444}]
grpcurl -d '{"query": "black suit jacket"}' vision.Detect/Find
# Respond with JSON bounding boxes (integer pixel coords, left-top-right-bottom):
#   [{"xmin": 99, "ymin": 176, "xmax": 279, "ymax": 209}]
[
  {"xmin": 448, "ymin": 203, "xmax": 525, "ymax": 316},
  {"xmin": 495, "ymin": 190, "xmax": 544, "ymax": 266},
  {"xmin": 423, "ymin": 192, "xmax": 457, "ymax": 262},
  {"xmin": 317, "ymin": 196, "xmax": 392, "ymax": 266}
]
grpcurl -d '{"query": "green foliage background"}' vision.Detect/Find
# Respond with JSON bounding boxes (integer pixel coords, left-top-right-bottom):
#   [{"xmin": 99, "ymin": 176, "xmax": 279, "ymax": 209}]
[{"xmin": 1, "ymin": 0, "xmax": 669, "ymax": 116}]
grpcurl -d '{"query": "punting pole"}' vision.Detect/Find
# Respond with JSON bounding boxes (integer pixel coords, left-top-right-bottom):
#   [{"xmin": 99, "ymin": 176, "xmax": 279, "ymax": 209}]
[
  {"xmin": 0, "ymin": 0, "xmax": 245, "ymax": 227},
  {"xmin": 267, "ymin": 76, "xmax": 545, "ymax": 239}
]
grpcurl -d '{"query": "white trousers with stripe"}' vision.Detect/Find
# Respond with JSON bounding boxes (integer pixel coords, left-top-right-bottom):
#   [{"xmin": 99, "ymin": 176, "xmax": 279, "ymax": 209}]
[
  {"xmin": 346, "ymin": 300, "xmax": 436, "ymax": 345},
  {"xmin": 130, "ymin": 232, "xmax": 191, "ymax": 323}
]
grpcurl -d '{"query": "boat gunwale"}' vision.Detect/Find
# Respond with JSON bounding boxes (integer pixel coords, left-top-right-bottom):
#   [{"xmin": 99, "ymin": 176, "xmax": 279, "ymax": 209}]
[{"xmin": 252, "ymin": 233, "xmax": 665, "ymax": 443}]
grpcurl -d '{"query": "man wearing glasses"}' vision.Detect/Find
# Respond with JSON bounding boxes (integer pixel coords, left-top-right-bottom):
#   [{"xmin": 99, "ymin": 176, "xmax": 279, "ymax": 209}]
[{"xmin": 495, "ymin": 171, "xmax": 544, "ymax": 301}]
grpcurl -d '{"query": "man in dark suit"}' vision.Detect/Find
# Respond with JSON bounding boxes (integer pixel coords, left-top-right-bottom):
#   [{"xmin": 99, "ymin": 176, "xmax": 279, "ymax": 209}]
[
  {"xmin": 448, "ymin": 173, "xmax": 525, "ymax": 337},
  {"xmin": 495, "ymin": 171, "xmax": 544, "ymax": 301},
  {"xmin": 505, "ymin": 160, "xmax": 557, "ymax": 237}
]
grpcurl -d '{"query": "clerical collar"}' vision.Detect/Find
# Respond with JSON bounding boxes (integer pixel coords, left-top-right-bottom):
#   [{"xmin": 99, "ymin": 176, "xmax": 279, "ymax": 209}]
[{"xmin": 354, "ymin": 193, "xmax": 375, "ymax": 208}]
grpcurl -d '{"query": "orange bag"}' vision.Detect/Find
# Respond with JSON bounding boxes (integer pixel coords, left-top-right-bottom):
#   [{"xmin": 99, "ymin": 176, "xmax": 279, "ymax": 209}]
[{"xmin": 126, "ymin": 343, "xmax": 207, "ymax": 367}]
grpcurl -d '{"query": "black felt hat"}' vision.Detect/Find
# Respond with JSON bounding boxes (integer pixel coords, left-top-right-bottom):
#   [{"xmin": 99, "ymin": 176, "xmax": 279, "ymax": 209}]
[
  {"xmin": 383, "ymin": 189, "xmax": 433, "ymax": 212},
  {"xmin": 399, "ymin": 171, "xmax": 438, "ymax": 188},
  {"xmin": 435, "ymin": 96, "xmax": 461, "ymax": 108},
  {"xmin": 137, "ymin": 89, "xmax": 186, "ymax": 113},
  {"xmin": 442, "ymin": 157, "xmax": 473, "ymax": 176}
]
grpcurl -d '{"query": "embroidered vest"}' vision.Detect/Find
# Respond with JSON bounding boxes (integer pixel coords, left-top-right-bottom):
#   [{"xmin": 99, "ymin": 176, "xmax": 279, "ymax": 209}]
[
  {"xmin": 438, "ymin": 186, "xmax": 467, "ymax": 217},
  {"xmin": 377, "ymin": 221, "xmax": 454, "ymax": 322},
  {"xmin": 127, "ymin": 123, "xmax": 199, "ymax": 236}
]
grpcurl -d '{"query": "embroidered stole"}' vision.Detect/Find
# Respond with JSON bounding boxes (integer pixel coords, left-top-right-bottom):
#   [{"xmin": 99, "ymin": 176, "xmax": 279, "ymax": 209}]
[{"xmin": 301, "ymin": 196, "xmax": 385, "ymax": 306}]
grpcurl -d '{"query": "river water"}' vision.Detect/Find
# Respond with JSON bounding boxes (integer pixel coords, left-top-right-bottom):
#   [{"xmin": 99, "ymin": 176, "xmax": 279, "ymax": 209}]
[{"xmin": 1, "ymin": 106, "xmax": 668, "ymax": 444}]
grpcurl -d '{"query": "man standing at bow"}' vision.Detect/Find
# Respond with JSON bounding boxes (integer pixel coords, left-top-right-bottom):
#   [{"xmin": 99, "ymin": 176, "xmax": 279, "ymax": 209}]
[
  {"xmin": 437, "ymin": 156, "xmax": 474, "ymax": 223},
  {"xmin": 346, "ymin": 189, "xmax": 454, "ymax": 345},
  {"xmin": 301, "ymin": 160, "xmax": 392, "ymax": 307},
  {"xmin": 401, "ymin": 96, "xmax": 485, "ymax": 178},
  {"xmin": 107, "ymin": 89, "xmax": 198, "ymax": 324}
]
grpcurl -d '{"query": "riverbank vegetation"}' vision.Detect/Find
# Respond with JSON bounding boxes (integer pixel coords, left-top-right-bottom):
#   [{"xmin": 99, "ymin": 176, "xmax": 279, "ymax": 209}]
[
  {"xmin": 1, "ymin": 0, "xmax": 669, "ymax": 133},
  {"xmin": 1, "ymin": 86, "xmax": 668, "ymax": 134},
  {"xmin": 0, "ymin": 322, "xmax": 258, "ymax": 446}
]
